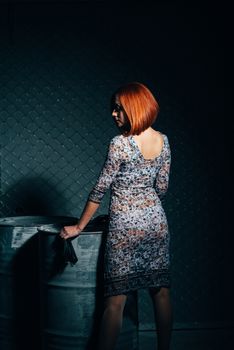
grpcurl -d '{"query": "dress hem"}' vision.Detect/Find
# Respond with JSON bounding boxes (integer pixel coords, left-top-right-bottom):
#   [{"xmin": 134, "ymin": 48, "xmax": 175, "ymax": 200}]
[{"xmin": 104, "ymin": 269, "xmax": 170, "ymax": 297}]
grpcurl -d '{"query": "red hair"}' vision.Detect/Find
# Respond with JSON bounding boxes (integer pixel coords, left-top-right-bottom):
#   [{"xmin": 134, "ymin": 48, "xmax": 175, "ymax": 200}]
[{"xmin": 115, "ymin": 82, "xmax": 159, "ymax": 136}]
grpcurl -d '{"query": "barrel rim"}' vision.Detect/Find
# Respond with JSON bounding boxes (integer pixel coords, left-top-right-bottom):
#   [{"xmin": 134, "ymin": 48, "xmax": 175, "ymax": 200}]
[
  {"xmin": 0, "ymin": 215, "xmax": 78, "ymax": 227},
  {"xmin": 37, "ymin": 229, "xmax": 104, "ymax": 236}
]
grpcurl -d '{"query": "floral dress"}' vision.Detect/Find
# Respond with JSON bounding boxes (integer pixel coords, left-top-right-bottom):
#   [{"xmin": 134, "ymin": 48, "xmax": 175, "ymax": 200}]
[{"xmin": 88, "ymin": 132, "xmax": 171, "ymax": 297}]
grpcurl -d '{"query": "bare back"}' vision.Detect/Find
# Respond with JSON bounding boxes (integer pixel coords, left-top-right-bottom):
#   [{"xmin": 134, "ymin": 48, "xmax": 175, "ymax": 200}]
[{"xmin": 132, "ymin": 128, "xmax": 164, "ymax": 160}]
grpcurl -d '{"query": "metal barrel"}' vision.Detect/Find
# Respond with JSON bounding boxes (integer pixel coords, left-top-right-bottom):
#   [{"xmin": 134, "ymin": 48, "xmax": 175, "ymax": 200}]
[
  {"xmin": 39, "ymin": 215, "xmax": 138, "ymax": 350},
  {"xmin": 0, "ymin": 216, "xmax": 78, "ymax": 350}
]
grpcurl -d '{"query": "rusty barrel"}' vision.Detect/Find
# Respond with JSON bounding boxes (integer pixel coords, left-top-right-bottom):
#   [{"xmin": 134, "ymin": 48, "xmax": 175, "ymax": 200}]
[
  {"xmin": 0, "ymin": 216, "xmax": 77, "ymax": 350},
  {"xmin": 39, "ymin": 215, "xmax": 138, "ymax": 350}
]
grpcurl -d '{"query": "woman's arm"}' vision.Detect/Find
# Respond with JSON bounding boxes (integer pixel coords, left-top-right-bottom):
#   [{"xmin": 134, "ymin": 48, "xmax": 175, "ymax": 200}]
[
  {"xmin": 155, "ymin": 135, "xmax": 171, "ymax": 199},
  {"xmin": 60, "ymin": 200, "xmax": 100, "ymax": 240},
  {"xmin": 60, "ymin": 136, "xmax": 123, "ymax": 240}
]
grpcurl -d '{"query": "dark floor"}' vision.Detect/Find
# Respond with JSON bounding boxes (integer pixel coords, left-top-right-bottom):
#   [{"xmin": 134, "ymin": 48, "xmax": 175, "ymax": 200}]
[{"xmin": 138, "ymin": 329, "xmax": 234, "ymax": 350}]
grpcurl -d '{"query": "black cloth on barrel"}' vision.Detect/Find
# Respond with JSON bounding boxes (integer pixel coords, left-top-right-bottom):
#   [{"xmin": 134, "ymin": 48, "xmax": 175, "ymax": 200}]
[
  {"xmin": 63, "ymin": 238, "xmax": 78, "ymax": 265},
  {"xmin": 52, "ymin": 235, "xmax": 78, "ymax": 271}
]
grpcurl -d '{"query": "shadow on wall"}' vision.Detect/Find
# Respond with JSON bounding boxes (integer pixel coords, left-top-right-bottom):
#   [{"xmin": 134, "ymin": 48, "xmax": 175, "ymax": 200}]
[{"xmin": 1, "ymin": 176, "xmax": 68, "ymax": 216}]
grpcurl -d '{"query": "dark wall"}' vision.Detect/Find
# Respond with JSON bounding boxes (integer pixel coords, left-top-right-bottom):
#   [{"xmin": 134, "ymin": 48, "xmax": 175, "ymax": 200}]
[{"xmin": 0, "ymin": 0, "xmax": 232, "ymax": 334}]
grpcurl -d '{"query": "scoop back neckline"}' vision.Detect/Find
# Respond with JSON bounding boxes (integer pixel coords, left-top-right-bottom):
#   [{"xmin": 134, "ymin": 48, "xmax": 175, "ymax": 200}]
[{"xmin": 130, "ymin": 133, "xmax": 165, "ymax": 161}]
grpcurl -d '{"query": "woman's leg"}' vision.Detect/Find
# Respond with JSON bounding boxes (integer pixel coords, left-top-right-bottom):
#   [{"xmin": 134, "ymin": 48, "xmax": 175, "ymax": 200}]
[
  {"xmin": 150, "ymin": 287, "xmax": 173, "ymax": 350},
  {"xmin": 98, "ymin": 294, "xmax": 127, "ymax": 350}
]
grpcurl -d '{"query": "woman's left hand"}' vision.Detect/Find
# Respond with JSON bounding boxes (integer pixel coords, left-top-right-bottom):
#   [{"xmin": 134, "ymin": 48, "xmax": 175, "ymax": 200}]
[{"xmin": 60, "ymin": 224, "xmax": 82, "ymax": 240}]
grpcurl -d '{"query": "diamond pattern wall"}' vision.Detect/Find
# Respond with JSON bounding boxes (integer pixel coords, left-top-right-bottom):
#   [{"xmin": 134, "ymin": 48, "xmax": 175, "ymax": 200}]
[{"xmin": 0, "ymin": 0, "xmax": 232, "ymax": 336}]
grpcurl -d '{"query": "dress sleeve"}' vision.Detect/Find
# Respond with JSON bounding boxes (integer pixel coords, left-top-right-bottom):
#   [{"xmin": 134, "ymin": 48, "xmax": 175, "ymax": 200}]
[
  {"xmin": 155, "ymin": 135, "xmax": 171, "ymax": 199},
  {"xmin": 88, "ymin": 136, "xmax": 122, "ymax": 204}
]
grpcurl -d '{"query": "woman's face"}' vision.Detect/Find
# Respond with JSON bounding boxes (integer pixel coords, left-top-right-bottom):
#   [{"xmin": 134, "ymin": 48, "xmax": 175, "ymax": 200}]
[{"xmin": 112, "ymin": 96, "xmax": 129, "ymax": 129}]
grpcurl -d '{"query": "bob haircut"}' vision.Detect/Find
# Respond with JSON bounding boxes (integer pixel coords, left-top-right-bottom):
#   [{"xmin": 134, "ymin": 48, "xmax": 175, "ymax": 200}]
[{"xmin": 114, "ymin": 82, "xmax": 160, "ymax": 136}]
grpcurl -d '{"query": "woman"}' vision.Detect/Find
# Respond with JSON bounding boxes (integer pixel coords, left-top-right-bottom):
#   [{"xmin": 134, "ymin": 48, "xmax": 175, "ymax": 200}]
[{"xmin": 60, "ymin": 82, "xmax": 173, "ymax": 350}]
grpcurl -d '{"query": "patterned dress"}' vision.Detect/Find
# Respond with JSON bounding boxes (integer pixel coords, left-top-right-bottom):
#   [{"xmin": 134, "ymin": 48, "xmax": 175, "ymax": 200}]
[{"xmin": 88, "ymin": 131, "xmax": 171, "ymax": 297}]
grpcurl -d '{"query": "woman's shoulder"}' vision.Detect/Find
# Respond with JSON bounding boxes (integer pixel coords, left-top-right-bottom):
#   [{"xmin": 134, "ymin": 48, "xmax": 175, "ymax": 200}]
[
  {"xmin": 110, "ymin": 134, "xmax": 128, "ymax": 147},
  {"xmin": 153, "ymin": 131, "xmax": 171, "ymax": 155},
  {"xmin": 155, "ymin": 129, "xmax": 166, "ymax": 138},
  {"xmin": 157, "ymin": 130, "xmax": 169, "ymax": 143},
  {"xmin": 108, "ymin": 134, "xmax": 131, "ymax": 158}
]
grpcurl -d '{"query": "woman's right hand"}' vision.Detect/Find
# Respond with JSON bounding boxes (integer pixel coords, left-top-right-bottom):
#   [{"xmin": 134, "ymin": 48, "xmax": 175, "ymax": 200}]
[{"xmin": 59, "ymin": 224, "xmax": 82, "ymax": 240}]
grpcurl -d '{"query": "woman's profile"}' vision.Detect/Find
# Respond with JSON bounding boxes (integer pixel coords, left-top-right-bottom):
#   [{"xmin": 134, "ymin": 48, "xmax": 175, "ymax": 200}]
[{"xmin": 60, "ymin": 82, "xmax": 173, "ymax": 350}]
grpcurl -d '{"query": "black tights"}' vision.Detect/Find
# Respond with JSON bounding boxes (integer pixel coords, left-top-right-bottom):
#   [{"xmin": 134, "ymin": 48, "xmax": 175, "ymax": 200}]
[
  {"xmin": 97, "ymin": 294, "xmax": 127, "ymax": 350},
  {"xmin": 98, "ymin": 288, "xmax": 173, "ymax": 350},
  {"xmin": 150, "ymin": 287, "xmax": 173, "ymax": 350}
]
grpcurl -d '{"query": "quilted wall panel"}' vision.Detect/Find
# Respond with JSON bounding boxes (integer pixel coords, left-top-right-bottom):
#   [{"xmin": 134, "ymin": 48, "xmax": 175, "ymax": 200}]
[{"xmin": 0, "ymin": 1, "xmax": 232, "ymax": 334}]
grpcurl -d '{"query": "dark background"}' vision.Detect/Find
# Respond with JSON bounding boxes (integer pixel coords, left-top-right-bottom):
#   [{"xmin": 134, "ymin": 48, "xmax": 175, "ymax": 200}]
[{"xmin": 0, "ymin": 0, "xmax": 232, "ymax": 345}]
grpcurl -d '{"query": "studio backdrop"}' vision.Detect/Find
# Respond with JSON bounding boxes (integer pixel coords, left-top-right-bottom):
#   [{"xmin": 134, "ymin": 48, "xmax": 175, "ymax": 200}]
[{"xmin": 0, "ymin": 1, "xmax": 232, "ymax": 347}]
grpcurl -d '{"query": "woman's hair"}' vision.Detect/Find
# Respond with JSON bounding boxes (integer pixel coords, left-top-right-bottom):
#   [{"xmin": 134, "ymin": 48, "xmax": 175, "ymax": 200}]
[{"xmin": 114, "ymin": 82, "xmax": 160, "ymax": 136}]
